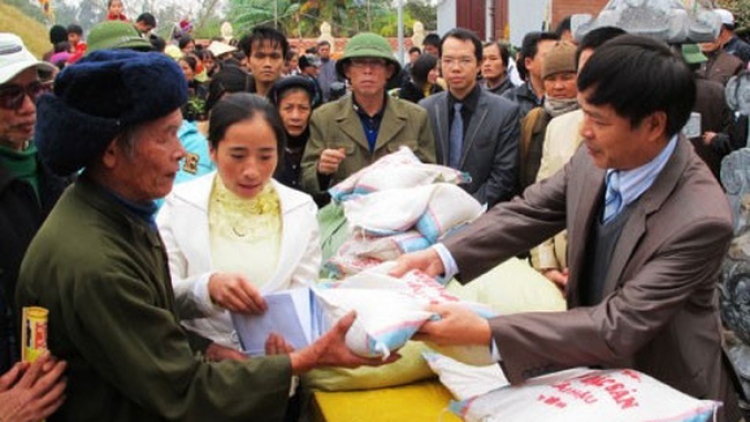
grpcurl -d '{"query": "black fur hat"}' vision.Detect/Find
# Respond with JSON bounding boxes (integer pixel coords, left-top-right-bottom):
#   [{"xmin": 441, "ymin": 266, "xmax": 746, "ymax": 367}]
[{"xmin": 35, "ymin": 50, "xmax": 188, "ymax": 176}]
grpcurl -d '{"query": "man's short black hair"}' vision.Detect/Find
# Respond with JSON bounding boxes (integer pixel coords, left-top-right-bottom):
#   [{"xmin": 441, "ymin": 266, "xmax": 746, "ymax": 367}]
[
  {"xmin": 136, "ymin": 13, "xmax": 156, "ymax": 28},
  {"xmin": 555, "ymin": 16, "xmax": 571, "ymax": 38},
  {"xmin": 409, "ymin": 46, "xmax": 421, "ymax": 55},
  {"xmin": 317, "ymin": 40, "xmax": 331, "ymax": 48},
  {"xmin": 423, "ymin": 33, "xmax": 441, "ymax": 49},
  {"xmin": 578, "ymin": 35, "xmax": 695, "ymax": 138},
  {"xmin": 239, "ymin": 26, "xmax": 290, "ymax": 58},
  {"xmin": 67, "ymin": 24, "xmax": 83, "ymax": 36},
  {"xmin": 440, "ymin": 28, "xmax": 482, "ymax": 63},
  {"xmin": 483, "ymin": 41, "xmax": 510, "ymax": 67},
  {"xmin": 575, "ymin": 26, "xmax": 627, "ymax": 67},
  {"xmin": 517, "ymin": 31, "xmax": 558, "ymax": 80},
  {"xmin": 149, "ymin": 34, "xmax": 165, "ymax": 53}
]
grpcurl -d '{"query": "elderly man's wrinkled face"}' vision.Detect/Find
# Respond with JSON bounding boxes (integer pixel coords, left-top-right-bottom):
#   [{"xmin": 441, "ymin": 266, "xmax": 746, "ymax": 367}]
[
  {"xmin": 105, "ymin": 109, "xmax": 185, "ymax": 203},
  {"xmin": 0, "ymin": 68, "xmax": 46, "ymax": 151},
  {"xmin": 344, "ymin": 58, "xmax": 394, "ymax": 98}
]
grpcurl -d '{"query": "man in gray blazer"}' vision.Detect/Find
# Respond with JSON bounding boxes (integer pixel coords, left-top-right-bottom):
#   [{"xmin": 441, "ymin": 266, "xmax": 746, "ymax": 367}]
[
  {"xmin": 394, "ymin": 35, "xmax": 741, "ymax": 421},
  {"xmin": 419, "ymin": 28, "xmax": 520, "ymax": 207}
]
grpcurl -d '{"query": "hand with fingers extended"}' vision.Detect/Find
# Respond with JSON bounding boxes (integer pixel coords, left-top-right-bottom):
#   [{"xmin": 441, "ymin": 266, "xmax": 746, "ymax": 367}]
[
  {"xmin": 207, "ymin": 272, "xmax": 267, "ymax": 314},
  {"xmin": 289, "ymin": 311, "xmax": 401, "ymax": 375},
  {"xmin": 389, "ymin": 247, "xmax": 445, "ymax": 279},
  {"xmin": 0, "ymin": 352, "xmax": 67, "ymax": 422},
  {"xmin": 413, "ymin": 303, "xmax": 492, "ymax": 347},
  {"xmin": 265, "ymin": 333, "xmax": 295, "ymax": 356},
  {"xmin": 317, "ymin": 147, "xmax": 346, "ymax": 175}
]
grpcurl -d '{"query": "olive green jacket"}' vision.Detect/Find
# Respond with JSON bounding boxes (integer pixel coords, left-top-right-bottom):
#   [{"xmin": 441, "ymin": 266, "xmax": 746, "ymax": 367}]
[
  {"xmin": 16, "ymin": 177, "xmax": 292, "ymax": 422},
  {"xmin": 301, "ymin": 95, "xmax": 436, "ymax": 193}
]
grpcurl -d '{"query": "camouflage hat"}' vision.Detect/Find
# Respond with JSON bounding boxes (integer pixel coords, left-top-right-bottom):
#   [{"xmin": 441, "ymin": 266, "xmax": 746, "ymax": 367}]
[
  {"xmin": 336, "ymin": 32, "xmax": 401, "ymax": 79},
  {"xmin": 87, "ymin": 21, "xmax": 152, "ymax": 54}
]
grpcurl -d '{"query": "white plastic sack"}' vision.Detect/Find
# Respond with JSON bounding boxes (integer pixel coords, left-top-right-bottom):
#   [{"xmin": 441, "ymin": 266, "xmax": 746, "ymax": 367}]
[
  {"xmin": 315, "ymin": 263, "xmax": 495, "ymax": 360},
  {"xmin": 423, "ymin": 351, "xmax": 509, "ymax": 401},
  {"xmin": 329, "ymin": 146, "xmax": 470, "ymax": 202},
  {"xmin": 344, "ymin": 183, "xmax": 484, "ymax": 241},
  {"xmin": 451, "ymin": 368, "xmax": 720, "ymax": 422}
]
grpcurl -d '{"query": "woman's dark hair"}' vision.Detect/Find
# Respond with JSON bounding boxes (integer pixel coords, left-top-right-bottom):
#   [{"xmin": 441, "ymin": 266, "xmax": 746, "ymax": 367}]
[
  {"xmin": 49, "ymin": 25, "xmax": 68, "ymax": 45},
  {"xmin": 267, "ymin": 75, "xmax": 315, "ymax": 108},
  {"xmin": 179, "ymin": 36, "xmax": 194, "ymax": 51},
  {"xmin": 205, "ymin": 65, "xmax": 254, "ymax": 113},
  {"xmin": 149, "ymin": 34, "xmax": 166, "ymax": 53},
  {"xmin": 410, "ymin": 53, "xmax": 438, "ymax": 87},
  {"xmin": 179, "ymin": 55, "xmax": 198, "ymax": 72},
  {"xmin": 578, "ymin": 35, "xmax": 695, "ymax": 138},
  {"xmin": 208, "ymin": 93, "xmax": 286, "ymax": 161}
]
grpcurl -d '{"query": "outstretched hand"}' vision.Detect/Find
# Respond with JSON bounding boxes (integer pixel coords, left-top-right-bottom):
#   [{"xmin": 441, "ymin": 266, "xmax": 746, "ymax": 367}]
[
  {"xmin": 289, "ymin": 311, "xmax": 400, "ymax": 375},
  {"xmin": 389, "ymin": 248, "xmax": 445, "ymax": 278},
  {"xmin": 413, "ymin": 303, "xmax": 492, "ymax": 347}
]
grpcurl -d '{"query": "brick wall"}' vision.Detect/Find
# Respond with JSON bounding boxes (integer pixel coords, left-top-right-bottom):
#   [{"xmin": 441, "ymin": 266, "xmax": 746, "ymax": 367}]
[{"xmin": 551, "ymin": 0, "xmax": 610, "ymax": 29}]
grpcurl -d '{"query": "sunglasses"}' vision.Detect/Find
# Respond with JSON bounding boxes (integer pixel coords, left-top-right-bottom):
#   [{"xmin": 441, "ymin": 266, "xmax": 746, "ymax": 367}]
[{"xmin": 0, "ymin": 80, "xmax": 51, "ymax": 110}]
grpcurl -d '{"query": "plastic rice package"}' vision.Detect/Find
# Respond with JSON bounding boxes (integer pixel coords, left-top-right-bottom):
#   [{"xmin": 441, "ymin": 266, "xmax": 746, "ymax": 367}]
[{"xmin": 450, "ymin": 367, "xmax": 720, "ymax": 422}]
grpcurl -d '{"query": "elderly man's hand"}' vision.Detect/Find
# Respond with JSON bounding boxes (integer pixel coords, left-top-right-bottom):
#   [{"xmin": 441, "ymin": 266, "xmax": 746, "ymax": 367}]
[
  {"xmin": 0, "ymin": 352, "xmax": 67, "ymax": 422},
  {"xmin": 289, "ymin": 311, "xmax": 400, "ymax": 374},
  {"xmin": 317, "ymin": 148, "xmax": 346, "ymax": 175}
]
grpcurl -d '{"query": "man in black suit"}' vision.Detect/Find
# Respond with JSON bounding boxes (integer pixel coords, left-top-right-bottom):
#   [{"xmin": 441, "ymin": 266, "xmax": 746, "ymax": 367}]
[{"xmin": 420, "ymin": 28, "xmax": 520, "ymax": 207}]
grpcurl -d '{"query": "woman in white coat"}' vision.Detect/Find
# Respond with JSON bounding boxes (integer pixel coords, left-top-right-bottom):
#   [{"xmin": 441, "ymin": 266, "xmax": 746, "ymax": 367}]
[{"xmin": 157, "ymin": 93, "xmax": 321, "ymax": 350}]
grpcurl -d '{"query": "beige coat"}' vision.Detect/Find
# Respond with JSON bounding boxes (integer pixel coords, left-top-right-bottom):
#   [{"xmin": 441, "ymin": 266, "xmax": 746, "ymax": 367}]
[
  {"xmin": 300, "ymin": 95, "xmax": 436, "ymax": 193},
  {"xmin": 530, "ymin": 109, "xmax": 584, "ymax": 271}
]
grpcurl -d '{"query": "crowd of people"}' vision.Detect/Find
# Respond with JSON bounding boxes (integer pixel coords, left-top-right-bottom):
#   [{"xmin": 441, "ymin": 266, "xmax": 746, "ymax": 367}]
[{"xmin": 1, "ymin": 2, "xmax": 750, "ymax": 421}]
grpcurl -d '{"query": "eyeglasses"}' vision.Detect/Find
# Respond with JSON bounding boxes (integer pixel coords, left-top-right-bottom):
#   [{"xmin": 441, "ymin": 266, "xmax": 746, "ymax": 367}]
[
  {"xmin": 349, "ymin": 58, "xmax": 387, "ymax": 69},
  {"xmin": 0, "ymin": 81, "xmax": 51, "ymax": 111},
  {"xmin": 441, "ymin": 57, "xmax": 476, "ymax": 69}
]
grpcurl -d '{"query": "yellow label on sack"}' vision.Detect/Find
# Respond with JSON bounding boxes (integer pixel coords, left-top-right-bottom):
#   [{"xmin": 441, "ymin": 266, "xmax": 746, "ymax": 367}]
[{"xmin": 21, "ymin": 306, "xmax": 48, "ymax": 363}]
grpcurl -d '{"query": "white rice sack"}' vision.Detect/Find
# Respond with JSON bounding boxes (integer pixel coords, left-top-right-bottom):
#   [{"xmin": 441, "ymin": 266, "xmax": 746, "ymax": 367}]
[
  {"xmin": 315, "ymin": 263, "xmax": 496, "ymax": 360},
  {"xmin": 423, "ymin": 351, "xmax": 509, "ymax": 400},
  {"xmin": 343, "ymin": 186, "xmax": 433, "ymax": 236},
  {"xmin": 329, "ymin": 146, "xmax": 470, "ymax": 202},
  {"xmin": 450, "ymin": 368, "xmax": 720, "ymax": 422},
  {"xmin": 344, "ymin": 184, "xmax": 483, "ymax": 240},
  {"xmin": 415, "ymin": 184, "xmax": 484, "ymax": 243},
  {"xmin": 314, "ymin": 287, "xmax": 433, "ymax": 359}
]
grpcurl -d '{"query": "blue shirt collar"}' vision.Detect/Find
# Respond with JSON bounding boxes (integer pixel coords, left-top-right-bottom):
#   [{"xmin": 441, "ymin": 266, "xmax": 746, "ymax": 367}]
[{"xmin": 606, "ymin": 135, "xmax": 677, "ymax": 212}]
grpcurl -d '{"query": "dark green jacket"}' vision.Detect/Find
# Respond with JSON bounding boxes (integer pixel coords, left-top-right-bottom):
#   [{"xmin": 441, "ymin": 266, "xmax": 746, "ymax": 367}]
[{"xmin": 16, "ymin": 177, "xmax": 292, "ymax": 421}]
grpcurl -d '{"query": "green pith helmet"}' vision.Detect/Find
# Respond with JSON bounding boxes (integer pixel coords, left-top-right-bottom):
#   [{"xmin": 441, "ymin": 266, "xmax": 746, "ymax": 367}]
[
  {"xmin": 336, "ymin": 32, "xmax": 401, "ymax": 80},
  {"xmin": 87, "ymin": 21, "xmax": 153, "ymax": 54}
]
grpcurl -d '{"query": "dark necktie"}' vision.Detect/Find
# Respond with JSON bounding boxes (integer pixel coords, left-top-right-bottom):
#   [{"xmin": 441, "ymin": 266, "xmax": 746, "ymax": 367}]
[{"xmin": 449, "ymin": 102, "xmax": 463, "ymax": 169}]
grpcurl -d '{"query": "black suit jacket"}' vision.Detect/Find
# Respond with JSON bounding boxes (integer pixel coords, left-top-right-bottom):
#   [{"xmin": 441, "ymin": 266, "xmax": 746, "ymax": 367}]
[{"xmin": 420, "ymin": 88, "xmax": 520, "ymax": 207}]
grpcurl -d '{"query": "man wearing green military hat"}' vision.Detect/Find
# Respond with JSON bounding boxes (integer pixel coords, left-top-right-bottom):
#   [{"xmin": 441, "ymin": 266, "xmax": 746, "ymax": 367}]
[{"xmin": 301, "ymin": 32, "xmax": 436, "ymax": 199}]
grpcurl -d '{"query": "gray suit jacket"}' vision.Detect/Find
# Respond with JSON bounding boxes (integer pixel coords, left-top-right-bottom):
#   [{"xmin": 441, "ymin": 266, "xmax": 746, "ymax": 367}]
[
  {"xmin": 444, "ymin": 138, "xmax": 739, "ymax": 420},
  {"xmin": 420, "ymin": 89, "xmax": 520, "ymax": 207}
]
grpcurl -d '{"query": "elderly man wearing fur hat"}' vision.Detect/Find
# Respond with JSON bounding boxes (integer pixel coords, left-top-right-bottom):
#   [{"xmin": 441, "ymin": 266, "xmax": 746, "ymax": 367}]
[
  {"xmin": 16, "ymin": 49, "xmax": 394, "ymax": 421},
  {"xmin": 0, "ymin": 32, "xmax": 68, "ymax": 422},
  {"xmin": 300, "ymin": 32, "xmax": 436, "ymax": 201}
]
